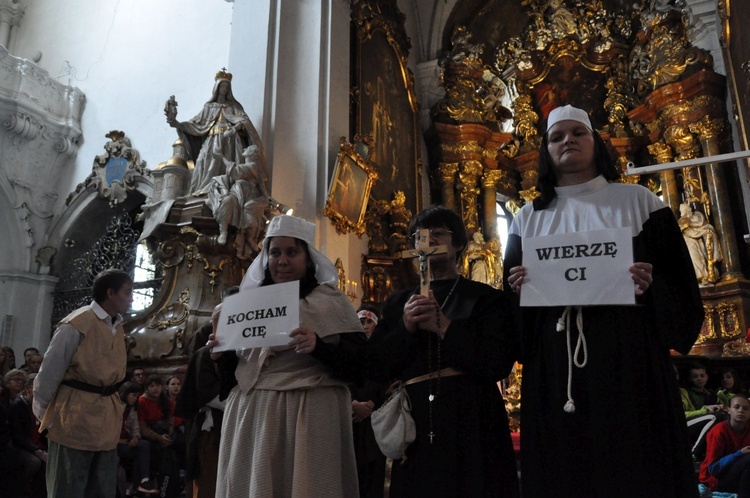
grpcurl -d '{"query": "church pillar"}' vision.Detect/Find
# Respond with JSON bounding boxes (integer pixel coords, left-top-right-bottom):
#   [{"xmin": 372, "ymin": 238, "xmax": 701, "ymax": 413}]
[
  {"xmin": 437, "ymin": 162, "xmax": 458, "ymax": 210},
  {"xmin": 689, "ymin": 116, "xmax": 744, "ymax": 279},
  {"xmin": 647, "ymin": 140, "xmax": 680, "ymax": 216},
  {"xmin": 481, "ymin": 169, "xmax": 503, "ymax": 240}
]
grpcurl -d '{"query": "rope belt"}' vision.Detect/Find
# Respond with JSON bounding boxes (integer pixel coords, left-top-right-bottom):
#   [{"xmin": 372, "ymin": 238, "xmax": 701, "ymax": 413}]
[
  {"xmin": 404, "ymin": 367, "xmax": 464, "ymax": 386},
  {"xmin": 61, "ymin": 379, "xmax": 120, "ymax": 396},
  {"xmin": 557, "ymin": 305, "xmax": 588, "ymax": 414}
]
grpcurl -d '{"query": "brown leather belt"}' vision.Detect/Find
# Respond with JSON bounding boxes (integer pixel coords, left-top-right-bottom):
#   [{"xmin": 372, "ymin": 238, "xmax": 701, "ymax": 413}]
[{"xmin": 404, "ymin": 367, "xmax": 464, "ymax": 386}]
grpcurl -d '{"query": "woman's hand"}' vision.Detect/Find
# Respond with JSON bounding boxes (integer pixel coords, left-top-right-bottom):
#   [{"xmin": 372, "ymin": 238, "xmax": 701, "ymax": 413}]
[
  {"xmin": 206, "ymin": 332, "xmax": 222, "ymax": 361},
  {"xmin": 630, "ymin": 262, "xmax": 653, "ymax": 296},
  {"xmin": 403, "ymin": 293, "xmax": 450, "ymax": 338},
  {"xmin": 289, "ymin": 326, "xmax": 317, "ymax": 354},
  {"xmin": 158, "ymin": 433, "xmax": 172, "ymax": 448},
  {"xmin": 508, "ymin": 266, "xmax": 526, "ymax": 294},
  {"xmin": 352, "ymin": 400, "xmax": 374, "ymax": 422}
]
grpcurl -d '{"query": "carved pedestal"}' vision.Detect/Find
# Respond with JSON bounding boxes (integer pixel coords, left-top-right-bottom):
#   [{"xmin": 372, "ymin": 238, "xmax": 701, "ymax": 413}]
[
  {"xmin": 689, "ymin": 281, "xmax": 750, "ymax": 357},
  {"xmin": 125, "ymin": 199, "xmax": 247, "ymax": 376}
]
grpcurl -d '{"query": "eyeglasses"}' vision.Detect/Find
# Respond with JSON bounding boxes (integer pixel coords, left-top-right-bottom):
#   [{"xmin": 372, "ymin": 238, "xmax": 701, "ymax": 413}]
[{"xmin": 411, "ymin": 229, "xmax": 453, "ymax": 245}]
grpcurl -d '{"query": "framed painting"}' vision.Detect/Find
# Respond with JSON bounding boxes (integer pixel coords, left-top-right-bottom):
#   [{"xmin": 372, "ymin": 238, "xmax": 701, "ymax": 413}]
[
  {"xmin": 351, "ymin": 0, "xmax": 422, "ymax": 217},
  {"xmin": 324, "ymin": 139, "xmax": 378, "ymax": 235}
]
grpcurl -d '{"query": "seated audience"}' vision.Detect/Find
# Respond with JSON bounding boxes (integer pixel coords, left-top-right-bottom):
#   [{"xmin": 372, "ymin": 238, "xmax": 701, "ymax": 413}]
[
  {"xmin": 688, "ymin": 362, "xmax": 721, "ymax": 410},
  {"xmin": 8, "ymin": 372, "xmax": 46, "ymax": 497},
  {"xmin": 22, "ymin": 354, "xmax": 43, "ymax": 375},
  {"xmin": 139, "ymin": 375, "xmax": 183, "ymax": 495},
  {"xmin": 718, "ymin": 368, "xmax": 746, "ymax": 407},
  {"xmin": 700, "ymin": 395, "xmax": 750, "ymax": 495},
  {"xmin": 19, "ymin": 348, "xmax": 39, "ymax": 371},
  {"xmin": 4, "ymin": 369, "xmax": 27, "ymax": 402},
  {"xmin": 118, "ymin": 382, "xmax": 156, "ymax": 495},
  {"xmin": 130, "ymin": 367, "xmax": 147, "ymax": 387},
  {"xmin": 0, "ymin": 346, "xmax": 10, "ymax": 376}
]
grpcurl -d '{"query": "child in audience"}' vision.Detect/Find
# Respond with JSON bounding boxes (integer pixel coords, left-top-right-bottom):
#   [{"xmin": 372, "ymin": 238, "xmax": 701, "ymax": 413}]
[
  {"xmin": 688, "ymin": 363, "xmax": 722, "ymax": 410},
  {"xmin": 718, "ymin": 368, "xmax": 745, "ymax": 407},
  {"xmin": 118, "ymin": 382, "xmax": 156, "ymax": 495},
  {"xmin": 700, "ymin": 395, "xmax": 750, "ymax": 494}
]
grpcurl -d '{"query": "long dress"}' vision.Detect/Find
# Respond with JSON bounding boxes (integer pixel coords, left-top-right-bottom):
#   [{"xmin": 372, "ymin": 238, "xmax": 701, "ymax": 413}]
[
  {"xmin": 368, "ymin": 276, "xmax": 521, "ymax": 497},
  {"xmin": 503, "ymin": 175, "xmax": 704, "ymax": 498},
  {"xmin": 216, "ymin": 284, "xmax": 364, "ymax": 498}
]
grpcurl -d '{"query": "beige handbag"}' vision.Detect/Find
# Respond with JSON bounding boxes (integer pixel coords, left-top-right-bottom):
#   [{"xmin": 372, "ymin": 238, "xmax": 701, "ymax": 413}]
[{"xmin": 370, "ymin": 381, "xmax": 416, "ymax": 460}]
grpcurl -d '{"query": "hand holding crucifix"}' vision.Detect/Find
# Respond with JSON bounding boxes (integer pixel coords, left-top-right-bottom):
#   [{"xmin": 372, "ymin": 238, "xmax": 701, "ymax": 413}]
[{"xmin": 399, "ymin": 229, "xmax": 451, "ymax": 335}]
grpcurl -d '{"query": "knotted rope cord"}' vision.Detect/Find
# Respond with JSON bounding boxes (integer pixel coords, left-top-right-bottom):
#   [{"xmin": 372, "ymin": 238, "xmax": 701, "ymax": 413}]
[{"xmin": 556, "ymin": 305, "xmax": 587, "ymax": 413}]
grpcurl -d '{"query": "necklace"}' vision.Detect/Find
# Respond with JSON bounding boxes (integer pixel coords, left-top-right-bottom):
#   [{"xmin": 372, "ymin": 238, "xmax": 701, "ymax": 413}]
[{"xmin": 428, "ymin": 275, "xmax": 461, "ymax": 444}]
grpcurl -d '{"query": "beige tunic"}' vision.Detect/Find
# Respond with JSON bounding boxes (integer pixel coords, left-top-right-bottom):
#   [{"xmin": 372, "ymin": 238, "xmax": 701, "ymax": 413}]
[
  {"xmin": 217, "ymin": 284, "xmax": 361, "ymax": 497},
  {"xmin": 41, "ymin": 308, "xmax": 126, "ymax": 451}
]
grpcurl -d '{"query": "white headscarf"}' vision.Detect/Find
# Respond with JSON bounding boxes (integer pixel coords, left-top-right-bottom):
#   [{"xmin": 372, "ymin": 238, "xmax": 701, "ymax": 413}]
[
  {"xmin": 546, "ymin": 104, "xmax": 592, "ymax": 132},
  {"xmin": 239, "ymin": 215, "xmax": 339, "ymax": 291}
]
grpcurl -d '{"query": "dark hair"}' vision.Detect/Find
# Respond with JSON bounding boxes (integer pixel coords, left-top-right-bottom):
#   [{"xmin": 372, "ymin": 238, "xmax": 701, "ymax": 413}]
[
  {"xmin": 23, "ymin": 347, "xmax": 38, "ymax": 356},
  {"xmin": 224, "ymin": 286, "xmax": 240, "ymax": 298},
  {"xmin": 688, "ymin": 362, "xmax": 707, "ymax": 374},
  {"xmin": 92, "ymin": 269, "xmax": 133, "ymax": 304},
  {"xmin": 533, "ymin": 128, "xmax": 619, "ymax": 210},
  {"xmin": 721, "ymin": 367, "xmax": 744, "ymax": 392},
  {"xmin": 144, "ymin": 375, "xmax": 172, "ymax": 420},
  {"xmin": 357, "ymin": 303, "xmax": 381, "ymax": 318},
  {"xmin": 408, "ymin": 206, "xmax": 468, "ymax": 261},
  {"xmin": 261, "ymin": 238, "xmax": 318, "ymax": 298},
  {"xmin": 119, "ymin": 381, "xmax": 144, "ymax": 403}
]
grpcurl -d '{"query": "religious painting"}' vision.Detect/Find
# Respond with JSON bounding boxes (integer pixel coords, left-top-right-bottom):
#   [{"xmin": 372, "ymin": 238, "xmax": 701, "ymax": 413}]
[
  {"xmin": 324, "ymin": 141, "xmax": 378, "ymax": 235},
  {"xmin": 530, "ymin": 55, "xmax": 608, "ymax": 131},
  {"xmin": 352, "ymin": 1, "xmax": 422, "ymax": 217}
]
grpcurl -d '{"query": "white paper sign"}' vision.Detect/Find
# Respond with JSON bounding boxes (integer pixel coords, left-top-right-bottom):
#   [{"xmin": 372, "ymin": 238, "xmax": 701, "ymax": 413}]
[
  {"xmin": 520, "ymin": 227, "xmax": 635, "ymax": 307},
  {"xmin": 213, "ymin": 280, "xmax": 300, "ymax": 351}
]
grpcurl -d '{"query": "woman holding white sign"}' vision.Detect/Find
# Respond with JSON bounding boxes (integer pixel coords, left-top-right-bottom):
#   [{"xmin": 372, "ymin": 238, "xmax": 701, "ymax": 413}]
[
  {"xmin": 504, "ymin": 105, "xmax": 704, "ymax": 498},
  {"xmin": 209, "ymin": 215, "xmax": 366, "ymax": 497}
]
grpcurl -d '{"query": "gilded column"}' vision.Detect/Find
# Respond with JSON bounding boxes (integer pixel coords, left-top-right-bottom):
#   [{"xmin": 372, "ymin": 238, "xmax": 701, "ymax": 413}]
[
  {"xmin": 647, "ymin": 141, "xmax": 679, "ymax": 216},
  {"xmin": 664, "ymin": 124, "xmax": 703, "ymax": 205},
  {"xmin": 689, "ymin": 116, "xmax": 743, "ymax": 278},
  {"xmin": 481, "ymin": 169, "xmax": 504, "ymax": 240},
  {"xmin": 458, "ymin": 160, "xmax": 483, "ymax": 233},
  {"xmin": 437, "ymin": 163, "xmax": 459, "ymax": 210}
]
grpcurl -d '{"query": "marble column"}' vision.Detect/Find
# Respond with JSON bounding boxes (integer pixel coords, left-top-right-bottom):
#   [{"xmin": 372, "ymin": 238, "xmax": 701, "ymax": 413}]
[
  {"xmin": 647, "ymin": 140, "xmax": 680, "ymax": 216},
  {"xmin": 438, "ymin": 162, "xmax": 459, "ymax": 211},
  {"xmin": 481, "ymin": 169, "xmax": 504, "ymax": 240},
  {"xmin": 690, "ymin": 116, "xmax": 744, "ymax": 278}
]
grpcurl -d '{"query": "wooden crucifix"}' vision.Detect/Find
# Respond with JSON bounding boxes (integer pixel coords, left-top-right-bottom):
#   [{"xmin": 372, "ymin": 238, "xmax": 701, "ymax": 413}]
[{"xmin": 400, "ymin": 229, "xmax": 448, "ymax": 296}]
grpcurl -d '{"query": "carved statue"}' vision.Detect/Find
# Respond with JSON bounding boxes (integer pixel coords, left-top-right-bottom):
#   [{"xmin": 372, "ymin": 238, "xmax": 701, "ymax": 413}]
[
  {"xmin": 678, "ymin": 203, "xmax": 723, "ymax": 285},
  {"xmin": 461, "ymin": 231, "xmax": 501, "ymax": 286},
  {"xmin": 206, "ymin": 145, "xmax": 270, "ymax": 259},
  {"xmin": 165, "ymin": 69, "xmax": 267, "ymax": 196},
  {"xmin": 447, "ymin": 26, "xmax": 483, "ymax": 63}
]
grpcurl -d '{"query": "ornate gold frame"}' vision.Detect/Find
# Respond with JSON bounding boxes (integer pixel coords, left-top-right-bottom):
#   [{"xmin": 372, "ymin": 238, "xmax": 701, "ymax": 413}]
[{"xmin": 324, "ymin": 139, "xmax": 378, "ymax": 235}]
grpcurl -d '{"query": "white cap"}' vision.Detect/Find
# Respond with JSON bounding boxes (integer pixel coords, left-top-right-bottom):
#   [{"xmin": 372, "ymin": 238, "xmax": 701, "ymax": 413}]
[
  {"xmin": 240, "ymin": 215, "xmax": 339, "ymax": 290},
  {"xmin": 546, "ymin": 105, "xmax": 592, "ymax": 132}
]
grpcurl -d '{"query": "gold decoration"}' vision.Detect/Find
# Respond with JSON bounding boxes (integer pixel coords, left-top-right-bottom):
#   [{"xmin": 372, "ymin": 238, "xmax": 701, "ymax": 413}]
[
  {"xmin": 512, "ymin": 89, "xmax": 541, "ymax": 153},
  {"xmin": 519, "ymin": 186, "xmax": 540, "ymax": 204},
  {"xmin": 689, "ymin": 116, "xmax": 725, "ymax": 142},
  {"xmin": 458, "ymin": 160, "xmax": 483, "ymax": 232},
  {"xmin": 647, "ymin": 140, "xmax": 674, "ymax": 164},
  {"xmin": 718, "ymin": 302, "xmax": 741, "ymax": 340},
  {"xmin": 441, "ymin": 141, "xmax": 484, "ymax": 156},
  {"xmin": 215, "ymin": 68, "xmax": 233, "ymax": 81},
  {"xmin": 147, "ymin": 288, "xmax": 191, "ymax": 331}
]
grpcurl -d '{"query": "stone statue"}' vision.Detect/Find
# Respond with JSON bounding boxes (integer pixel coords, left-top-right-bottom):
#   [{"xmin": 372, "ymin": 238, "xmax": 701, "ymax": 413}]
[
  {"xmin": 206, "ymin": 145, "xmax": 270, "ymax": 259},
  {"xmin": 678, "ymin": 203, "xmax": 723, "ymax": 285},
  {"xmin": 165, "ymin": 69, "xmax": 267, "ymax": 196},
  {"xmin": 461, "ymin": 231, "xmax": 500, "ymax": 286}
]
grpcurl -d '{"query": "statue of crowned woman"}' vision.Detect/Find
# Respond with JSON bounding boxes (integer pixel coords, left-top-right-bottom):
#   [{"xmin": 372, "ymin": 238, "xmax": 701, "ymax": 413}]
[{"xmin": 164, "ymin": 68, "xmax": 268, "ymax": 196}]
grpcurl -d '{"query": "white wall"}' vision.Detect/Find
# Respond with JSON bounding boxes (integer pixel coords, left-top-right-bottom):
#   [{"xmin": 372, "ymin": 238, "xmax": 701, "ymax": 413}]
[{"xmin": 12, "ymin": 0, "xmax": 235, "ymax": 213}]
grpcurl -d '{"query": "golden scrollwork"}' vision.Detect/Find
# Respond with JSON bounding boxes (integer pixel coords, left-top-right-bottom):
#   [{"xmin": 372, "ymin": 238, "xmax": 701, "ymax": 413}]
[
  {"xmin": 688, "ymin": 116, "xmax": 725, "ymax": 142},
  {"xmin": 519, "ymin": 186, "xmax": 540, "ymax": 204},
  {"xmin": 694, "ymin": 304, "xmax": 716, "ymax": 344},
  {"xmin": 147, "ymin": 288, "xmax": 191, "ymax": 331},
  {"xmin": 664, "ymin": 125, "xmax": 700, "ymax": 160},
  {"xmin": 717, "ymin": 302, "xmax": 741, "ymax": 340},
  {"xmin": 647, "ymin": 140, "xmax": 674, "ymax": 164},
  {"xmin": 512, "ymin": 90, "xmax": 541, "ymax": 152},
  {"xmin": 482, "ymin": 169, "xmax": 508, "ymax": 189},
  {"xmin": 441, "ymin": 141, "xmax": 484, "ymax": 157},
  {"xmin": 438, "ymin": 162, "xmax": 460, "ymax": 183},
  {"xmin": 458, "ymin": 160, "xmax": 483, "ymax": 232}
]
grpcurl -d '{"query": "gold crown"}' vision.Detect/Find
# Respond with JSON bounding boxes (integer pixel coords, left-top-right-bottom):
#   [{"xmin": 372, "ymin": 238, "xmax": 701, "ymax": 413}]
[{"xmin": 215, "ymin": 68, "xmax": 233, "ymax": 81}]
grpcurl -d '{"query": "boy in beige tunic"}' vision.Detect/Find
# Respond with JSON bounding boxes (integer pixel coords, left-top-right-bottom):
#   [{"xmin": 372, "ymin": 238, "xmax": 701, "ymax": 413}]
[{"xmin": 33, "ymin": 269, "xmax": 133, "ymax": 498}]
